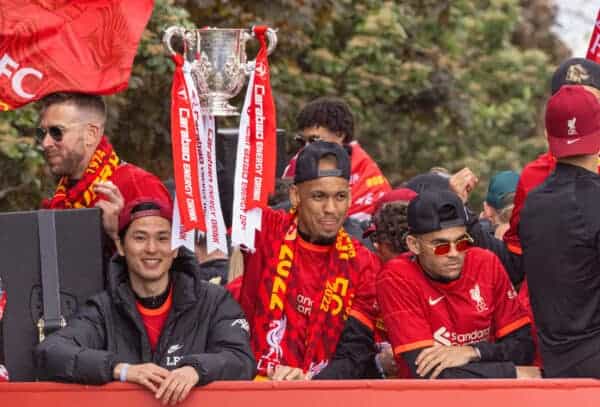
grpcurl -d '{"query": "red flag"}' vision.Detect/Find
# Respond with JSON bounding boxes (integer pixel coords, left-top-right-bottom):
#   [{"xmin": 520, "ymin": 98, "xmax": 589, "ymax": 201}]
[
  {"xmin": 586, "ymin": 9, "xmax": 600, "ymax": 63},
  {"xmin": 0, "ymin": 0, "xmax": 153, "ymax": 110}
]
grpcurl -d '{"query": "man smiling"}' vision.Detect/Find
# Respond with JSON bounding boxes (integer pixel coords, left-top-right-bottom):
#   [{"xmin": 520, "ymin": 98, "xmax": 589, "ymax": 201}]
[
  {"xmin": 377, "ymin": 190, "xmax": 537, "ymax": 379},
  {"xmin": 36, "ymin": 193, "xmax": 255, "ymax": 403},
  {"xmin": 239, "ymin": 141, "xmax": 380, "ymax": 380}
]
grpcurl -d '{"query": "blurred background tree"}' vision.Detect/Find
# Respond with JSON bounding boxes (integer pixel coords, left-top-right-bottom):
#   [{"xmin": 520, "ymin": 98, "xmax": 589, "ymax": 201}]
[{"xmin": 0, "ymin": 0, "xmax": 569, "ymax": 210}]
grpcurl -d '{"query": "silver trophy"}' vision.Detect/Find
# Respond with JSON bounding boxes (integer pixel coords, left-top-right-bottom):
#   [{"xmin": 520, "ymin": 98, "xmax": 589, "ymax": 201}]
[{"xmin": 164, "ymin": 27, "xmax": 277, "ymax": 116}]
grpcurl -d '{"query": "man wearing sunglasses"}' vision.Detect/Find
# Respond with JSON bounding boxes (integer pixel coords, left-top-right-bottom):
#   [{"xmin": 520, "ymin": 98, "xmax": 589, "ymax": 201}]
[
  {"xmin": 282, "ymin": 97, "xmax": 391, "ymax": 222},
  {"xmin": 377, "ymin": 190, "xmax": 538, "ymax": 379},
  {"xmin": 37, "ymin": 92, "xmax": 169, "ymax": 249}
]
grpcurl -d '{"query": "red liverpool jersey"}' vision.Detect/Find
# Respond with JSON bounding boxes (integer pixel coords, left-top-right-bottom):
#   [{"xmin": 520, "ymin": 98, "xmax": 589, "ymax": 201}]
[
  {"xmin": 239, "ymin": 207, "xmax": 379, "ymax": 375},
  {"xmin": 377, "ymin": 248, "xmax": 530, "ymax": 358}
]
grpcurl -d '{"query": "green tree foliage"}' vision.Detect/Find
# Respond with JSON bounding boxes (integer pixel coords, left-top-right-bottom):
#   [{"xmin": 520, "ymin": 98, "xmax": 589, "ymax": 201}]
[{"xmin": 0, "ymin": 0, "xmax": 567, "ymax": 209}]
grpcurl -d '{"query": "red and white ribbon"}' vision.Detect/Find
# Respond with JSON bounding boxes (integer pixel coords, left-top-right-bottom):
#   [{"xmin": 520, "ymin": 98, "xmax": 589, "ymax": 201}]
[
  {"xmin": 171, "ymin": 196, "xmax": 195, "ymax": 252},
  {"xmin": 232, "ymin": 26, "xmax": 277, "ymax": 250},
  {"xmin": 170, "ymin": 55, "xmax": 228, "ymax": 254},
  {"xmin": 170, "ymin": 55, "xmax": 205, "ymax": 234},
  {"xmin": 197, "ymin": 114, "xmax": 228, "ymax": 254}
]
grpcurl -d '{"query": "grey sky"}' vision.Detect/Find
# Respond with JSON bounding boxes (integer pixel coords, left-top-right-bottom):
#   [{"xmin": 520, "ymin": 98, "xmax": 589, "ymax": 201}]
[{"xmin": 554, "ymin": 0, "xmax": 599, "ymax": 57}]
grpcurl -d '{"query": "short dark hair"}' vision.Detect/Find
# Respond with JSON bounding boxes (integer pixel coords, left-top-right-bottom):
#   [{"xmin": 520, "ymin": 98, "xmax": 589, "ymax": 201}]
[
  {"xmin": 372, "ymin": 201, "xmax": 410, "ymax": 253},
  {"xmin": 39, "ymin": 92, "xmax": 107, "ymax": 123},
  {"xmin": 296, "ymin": 97, "xmax": 354, "ymax": 142}
]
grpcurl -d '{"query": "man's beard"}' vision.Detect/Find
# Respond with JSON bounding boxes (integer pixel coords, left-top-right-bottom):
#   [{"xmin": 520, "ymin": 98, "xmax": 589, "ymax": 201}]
[{"xmin": 48, "ymin": 149, "xmax": 85, "ymax": 178}]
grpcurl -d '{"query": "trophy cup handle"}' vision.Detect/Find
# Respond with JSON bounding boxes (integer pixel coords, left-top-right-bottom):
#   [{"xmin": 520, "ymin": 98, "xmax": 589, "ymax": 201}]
[
  {"xmin": 163, "ymin": 26, "xmax": 187, "ymax": 56},
  {"xmin": 265, "ymin": 28, "xmax": 278, "ymax": 56},
  {"xmin": 243, "ymin": 27, "xmax": 278, "ymax": 75}
]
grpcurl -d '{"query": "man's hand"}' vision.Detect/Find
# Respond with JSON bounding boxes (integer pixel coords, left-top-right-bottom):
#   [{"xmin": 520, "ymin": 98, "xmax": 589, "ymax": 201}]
[
  {"xmin": 114, "ymin": 363, "xmax": 169, "ymax": 393},
  {"xmin": 449, "ymin": 167, "xmax": 479, "ymax": 203},
  {"xmin": 155, "ymin": 366, "xmax": 200, "ymax": 405},
  {"xmin": 94, "ymin": 180, "xmax": 124, "ymax": 241},
  {"xmin": 376, "ymin": 343, "xmax": 398, "ymax": 378},
  {"xmin": 516, "ymin": 365, "xmax": 542, "ymax": 379},
  {"xmin": 268, "ymin": 364, "xmax": 310, "ymax": 381},
  {"xmin": 415, "ymin": 344, "xmax": 478, "ymax": 379}
]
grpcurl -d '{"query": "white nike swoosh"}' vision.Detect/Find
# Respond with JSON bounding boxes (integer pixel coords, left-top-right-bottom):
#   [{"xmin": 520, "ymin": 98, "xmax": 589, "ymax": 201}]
[
  {"xmin": 428, "ymin": 296, "xmax": 444, "ymax": 306},
  {"xmin": 167, "ymin": 344, "xmax": 183, "ymax": 354},
  {"xmin": 566, "ymin": 138, "xmax": 581, "ymax": 145}
]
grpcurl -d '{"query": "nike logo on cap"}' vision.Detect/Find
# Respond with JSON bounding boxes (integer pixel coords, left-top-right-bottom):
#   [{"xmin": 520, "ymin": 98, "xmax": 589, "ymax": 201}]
[
  {"xmin": 566, "ymin": 138, "xmax": 581, "ymax": 145},
  {"xmin": 428, "ymin": 296, "xmax": 444, "ymax": 306}
]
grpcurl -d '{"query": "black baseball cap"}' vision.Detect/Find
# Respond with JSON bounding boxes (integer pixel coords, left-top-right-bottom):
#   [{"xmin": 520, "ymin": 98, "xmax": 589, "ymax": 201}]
[
  {"xmin": 551, "ymin": 58, "xmax": 600, "ymax": 95},
  {"xmin": 294, "ymin": 141, "xmax": 350, "ymax": 184},
  {"xmin": 404, "ymin": 172, "xmax": 450, "ymax": 193},
  {"xmin": 408, "ymin": 190, "xmax": 467, "ymax": 235}
]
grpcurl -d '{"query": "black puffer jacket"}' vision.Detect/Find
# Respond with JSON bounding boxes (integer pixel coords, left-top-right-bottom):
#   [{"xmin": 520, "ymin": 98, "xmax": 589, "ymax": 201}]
[{"xmin": 35, "ymin": 254, "xmax": 256, "ymax": 385}]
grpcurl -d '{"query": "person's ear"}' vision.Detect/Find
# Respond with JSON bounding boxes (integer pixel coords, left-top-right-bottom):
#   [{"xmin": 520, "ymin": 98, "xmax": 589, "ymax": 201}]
[
  {"xmin": 289, "ymin": 184, "xmax": 300, "ymax": 209},
  {"xmin": 84, "ymin": 122, "xmax": 101, "ymax": 147},
  {"xmin": 482, "ymin": 202, "xmax": 498, "ymax": 223},
  {"xmin": 406, "ymin": 234, "xmax": 421, "ymax": 255}
]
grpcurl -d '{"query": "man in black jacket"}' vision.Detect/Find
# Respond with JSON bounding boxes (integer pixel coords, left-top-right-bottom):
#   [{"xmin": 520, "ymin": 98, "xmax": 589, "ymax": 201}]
[
  {"xmin": 520, "ymin": 85, "xmax": 600, "ymax": 377},
  {"xmin": 35, "ymin": 195, "xmax": 256, "ymax": 403}
]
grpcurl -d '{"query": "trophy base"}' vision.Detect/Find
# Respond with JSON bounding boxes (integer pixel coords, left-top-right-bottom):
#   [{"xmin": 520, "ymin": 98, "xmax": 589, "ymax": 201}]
[{"xmin": 201, "ymin": 100, "xmax": 240, "ymax": 116}]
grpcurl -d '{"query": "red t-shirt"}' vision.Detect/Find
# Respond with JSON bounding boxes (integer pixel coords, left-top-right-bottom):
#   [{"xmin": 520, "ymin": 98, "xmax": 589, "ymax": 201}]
[
  {"xmin": 239, "ymin": 207, "xmax": 379, "ymax": 373},
  {"xmin": 377, "ymin": 248, "xmax": 530, "ymax": 360},
  {"xmin": 283, "ymin": 141, "xmax": 391, "ymax": 221},
  {"xmin": 503, "ymin": 152, "xmax": 556, "ymax": 254},
  {"xmin": 136, "ymin": 289, "xmax": 173, "ymax": 352}
]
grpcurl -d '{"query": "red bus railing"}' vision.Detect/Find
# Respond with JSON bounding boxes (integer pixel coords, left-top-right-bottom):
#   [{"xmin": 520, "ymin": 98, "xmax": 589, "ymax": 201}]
[{"xmin": 2, "ymin": 379, "xmax": 600, "ymax": 406}]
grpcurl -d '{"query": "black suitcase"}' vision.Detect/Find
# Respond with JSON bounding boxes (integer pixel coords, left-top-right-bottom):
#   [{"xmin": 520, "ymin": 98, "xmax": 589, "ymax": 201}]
[{"xmin": 0, "ymin": 208, "xmax": 104, "ymax": 381}]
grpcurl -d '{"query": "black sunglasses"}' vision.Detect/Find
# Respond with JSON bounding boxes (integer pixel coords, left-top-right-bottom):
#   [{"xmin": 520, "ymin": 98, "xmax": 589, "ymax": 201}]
[
  {"xmin": 293, "ymin": 133, "xmax": 321, "ymax": 148},
  {"xmin": 35, "ymin": 125, "xmax": 66, "ymax": 143}
]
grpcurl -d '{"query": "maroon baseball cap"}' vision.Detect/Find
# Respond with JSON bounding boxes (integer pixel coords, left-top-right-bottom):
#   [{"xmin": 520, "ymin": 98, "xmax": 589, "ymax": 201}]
[
  {"xmin": 546, "ymin": 85, "xmax": 600, "ymax": 158},
  {"xmin": 373, "ymin": 188, "xmax": 418, "ymax": 214},
  {"xmin": 118, "ymin": 196, "xmax": 173, "ymax": 233}
]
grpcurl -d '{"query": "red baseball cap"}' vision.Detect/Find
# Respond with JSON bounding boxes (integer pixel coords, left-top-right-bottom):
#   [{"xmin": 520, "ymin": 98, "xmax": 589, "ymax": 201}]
[
  {"xmin": 373, "ymin": 188, "xmax": 418, "ymax": 214},
  {"xmin": 116, "ymin": 166, "xmax": 173, "ymax": 232},
  {"xmin": 546, "ymin": 85, "xmax": 600, "ymax": 158},
  {"xmin": 118, "ymin": 195, "xmax": 173, "ymax": 233}
]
